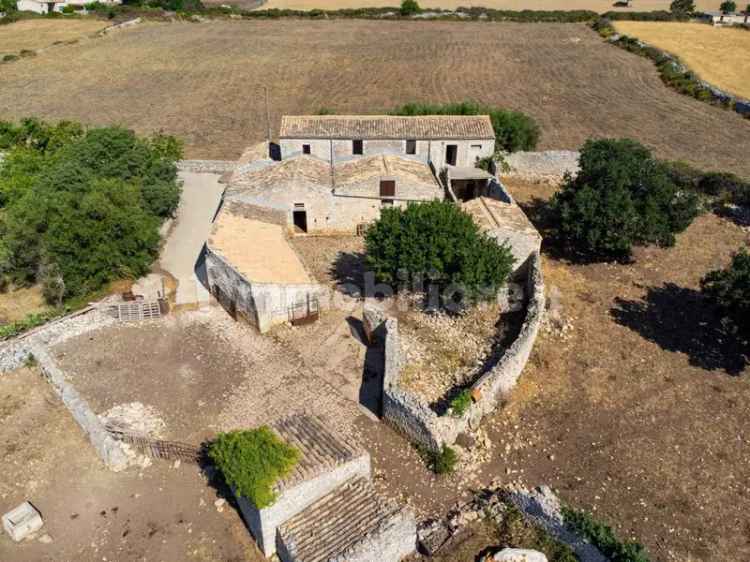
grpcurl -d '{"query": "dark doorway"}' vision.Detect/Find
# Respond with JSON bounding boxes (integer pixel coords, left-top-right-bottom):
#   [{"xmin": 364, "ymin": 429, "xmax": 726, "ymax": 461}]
[
  {"xmin": 293, "ymin": 209, "xmax": 308, "ymax": 233},
  {"xmin": 445, "ymin": 144, "xmax": 458, "ymax": 166}
]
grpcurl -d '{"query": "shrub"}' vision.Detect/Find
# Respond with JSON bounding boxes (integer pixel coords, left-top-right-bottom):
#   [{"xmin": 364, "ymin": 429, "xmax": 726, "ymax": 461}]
[
  {"xmin": 2, "ymin": 54, "xmax": 19, "ymax": 62},
  {"xmin": 391, "ymin": 101, "xmax": 540, "ymax": 153},
  {"xmin": 701, "ymin": 249, "xmax": 750, "ymax": 339},
  {"xmin": 208, "ymin": 428, "xmax": 300, "ymax": 508},
  {"xmin": 662, "ymin": 161, "xmax": 750, "ymax": 208},
  {"xmin": 550, "ymin": 138, "xmax": 698, "ymax": 260},
  {"xmin": 0, "ymin": 120, "xmax": 182, "ymax": 301},
  {"xmin": 721, "ymin": 0, "xmax": 737, "ymax": 12},
  {"xmin": 669, "ymin": 0, "xmax": 695, "ymax": 12},
  {"xmin": 418, "ymin": 444, "xmax": 458, "ymax": 474},
  {"xmin": 61, "ymin": 4, "xmax": 76, "ymax": 13},
  {"xmin": 364, "ymin": 201, "xmax": 515, "ymax": 305},
  {"xmin": 449, "ymin": 389, "xmax": 472, "ymax": 416},
  {"xmin": 400, "ymin": 0, "xmax": 420, "ymax": 16},
  {"xmin": 563, "ymin": 506, "xmax": 650, "ymax": 562}
]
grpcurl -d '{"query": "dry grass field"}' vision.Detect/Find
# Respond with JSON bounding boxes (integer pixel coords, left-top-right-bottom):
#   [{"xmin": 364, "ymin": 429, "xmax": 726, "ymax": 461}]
[
  {"xmin": 1, "ymin": 19, "xmax": 748, "ymax": 177},
  {"xmin": 0, "ymin": 19, "xmax": 106, "ymax": 55},
  {"xmin": 241, "ymin": 0, "xmax": 723, "ymax": 12},
  {"xmin": 614, "ymin": 21, "xmax": 750, "ymax": 100}
]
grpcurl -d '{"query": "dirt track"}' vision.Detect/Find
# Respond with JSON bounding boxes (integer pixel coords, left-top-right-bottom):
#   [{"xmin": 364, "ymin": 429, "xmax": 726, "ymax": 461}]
[{"xmin": 0, "ymin": 20, "xmax": 748, "ymax": 177}]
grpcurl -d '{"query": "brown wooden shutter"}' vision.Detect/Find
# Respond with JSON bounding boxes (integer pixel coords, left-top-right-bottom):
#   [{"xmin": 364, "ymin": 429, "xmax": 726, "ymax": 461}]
[{"xmin": 380, "ymin": 180, "xmax": 395, "ymax": 197}]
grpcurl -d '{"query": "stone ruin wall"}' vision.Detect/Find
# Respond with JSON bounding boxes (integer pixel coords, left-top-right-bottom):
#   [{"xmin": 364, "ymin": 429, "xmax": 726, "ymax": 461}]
[{"xmin": 381, "ymin": 252, "xmax": 545, "ymax": 451}]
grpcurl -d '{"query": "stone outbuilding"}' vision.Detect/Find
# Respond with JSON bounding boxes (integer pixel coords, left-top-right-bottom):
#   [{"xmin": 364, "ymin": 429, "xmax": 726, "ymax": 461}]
[{"xmin": 279, "ymin": 114, "xmax": 496, "ymax": 170}]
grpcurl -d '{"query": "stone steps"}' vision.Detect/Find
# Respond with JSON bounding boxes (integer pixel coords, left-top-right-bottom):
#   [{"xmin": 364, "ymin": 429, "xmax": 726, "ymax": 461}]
[{"xmin": 278, "ymin": 477, "xmax": 401, "ymax": 562}]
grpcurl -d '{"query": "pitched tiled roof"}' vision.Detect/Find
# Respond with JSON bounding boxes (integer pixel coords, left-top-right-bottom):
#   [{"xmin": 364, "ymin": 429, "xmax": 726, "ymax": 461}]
[{"xmin": 280, "ymin": 115, "xmax": 495, "ymax": 140}]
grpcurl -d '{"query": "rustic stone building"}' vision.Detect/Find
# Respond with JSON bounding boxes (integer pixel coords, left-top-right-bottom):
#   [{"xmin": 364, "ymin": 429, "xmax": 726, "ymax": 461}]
[{"xmin": 279, "ymin": 114, "xmax": 496, "ymax": 170}]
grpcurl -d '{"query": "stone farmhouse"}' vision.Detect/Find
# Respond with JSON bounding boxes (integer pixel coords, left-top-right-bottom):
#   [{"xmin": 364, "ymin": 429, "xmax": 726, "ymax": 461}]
[
  {"xmin": 704, "ymin": 10, "xmax": 750, "ymax": 25},
  {"xmin": 205, "ymin": 114, "xmax": 539, "ymax": 334},
  {"xmin": 16, "ymin": 0, "xmax": 120, "ymax": 14}
]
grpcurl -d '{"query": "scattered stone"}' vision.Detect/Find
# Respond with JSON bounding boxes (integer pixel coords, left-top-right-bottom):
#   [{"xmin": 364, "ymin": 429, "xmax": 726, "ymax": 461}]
[
  {"xmin": 214, "ymin": 498, "xmax": 226, "ymax": 512},
  {"xmin": 455, "ymin": 432, "xmax": 476, "ymax": 450},
  {"xmin": 2, "ymin": 501, "xmax": 43, "ymax": 542},
  {"xmin": 37, "ymin": 533, "xmax": 53, "ymax": 544},
  {"xmin": 492, "ymin": 548, "xmax": 548, "ymax": 562}
]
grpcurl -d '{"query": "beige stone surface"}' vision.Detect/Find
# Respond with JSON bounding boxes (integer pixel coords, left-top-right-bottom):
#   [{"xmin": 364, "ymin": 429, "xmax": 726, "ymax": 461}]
[{"xmin": 209, "ymin": 211, "xmax": 312, "ymax": 284}]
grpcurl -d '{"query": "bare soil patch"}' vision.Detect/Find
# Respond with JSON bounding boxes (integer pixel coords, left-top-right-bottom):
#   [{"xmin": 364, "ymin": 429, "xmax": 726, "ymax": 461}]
[
  {"xmin": 0, "ymin": 366, "xmax": 261, "ymax": 562},
  {"xmin": 1, "ymin": 20, "xmax": 748, "ymax": 178},
  {"xmin": 0, "ymin": 286, "xmax": 49, "ymax": 323},
  {"xmin": 613, "ymin": 21, "xmax": 750, "ymax": 99},
  {"xmin": 488, "ymin": 177, "xmax": 750, "ymax": 562},
  {"xmin": 0, "ymin": 18, "xmax": 106, "ymax": 54}
]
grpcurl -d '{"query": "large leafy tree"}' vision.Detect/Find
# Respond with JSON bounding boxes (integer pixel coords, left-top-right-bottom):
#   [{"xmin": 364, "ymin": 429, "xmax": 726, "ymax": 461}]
[
  {"xmin": 550, "ymin": 138, "xmax": 698, "ymax": 260},
  {"xmin": 0, "ymin": 120, "xmax": 182, "ymax": 300},
  {"xmin": 365, "ymin": 200, "xmax": 515, "ymax": 304},
  {"xmin": 701, "ymin": 249, "xmax": 750, "ymax": 339},
  {"xmin": 669, "ymin": 0, "xmax": 695, "ymax": 13}
]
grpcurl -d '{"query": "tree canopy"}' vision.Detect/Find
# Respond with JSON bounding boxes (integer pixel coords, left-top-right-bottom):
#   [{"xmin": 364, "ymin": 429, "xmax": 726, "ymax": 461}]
[
  {"xmin": 669, "ymin": 0, "xmax": 695, "ymax": 12},
  {"xmin": 364, "ymin": 200, "xmax": 515, "ymax": 305},
  {"xmin": 0, "ymin": 118, "xmax": 182, "ymax": 301},
  {"xmin": 701, "ymin": 248, "xmax": 750, "ymax": 340},
  {"xmin": 550, "ymin": 138, "xmax": 698, "ymax": 260}
]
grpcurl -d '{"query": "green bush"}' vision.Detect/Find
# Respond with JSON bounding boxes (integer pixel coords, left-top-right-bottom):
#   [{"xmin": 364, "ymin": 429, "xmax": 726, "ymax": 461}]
[
  {"xmin": 563, "ymin": 507, "xmax": 650, "ymax": 562},
  {"xmin": 449, "ymin": 389, "xmax": 472, "ymax": 416},
  {"xmin": 721, "ymin": 0, "xmax": 737, "ymax": 12},
  {"xmin": 400, "ymin": 0, "xmax": 420, "ymax": 16},
  {"xmin": 669, "ymin": 0, "xmax": 695, "ymax": 12},
  {"xmin": 208, "ymin": 428, "xmax": 300, "ymax": 508},
  {"xmin": 364, "ymin": 201, "xmax": 515, "ymax": 304},
  {"xmin": 391, "ymin": 101, "xmax": 540, "ymax": 153},
  {"xmin": 0, "ymin": 119, "xmax": 182, "ymax": 301},
  {"xmin": 701, "ymin": 249, "xmax": 750, "ymax": 339},
  {"xmin": 418, "ymin": 444, "xmax": 458, "ymax": 474},
  {"xmin": 550, "ymin": 138, "xmax": 699, "ymax": 260},
  {"xmin": 0, "ymin": 309, "xmax": 64, "ymax": 340},
  {"xmin": 662, "ymin": 161, "xmax": 750, "ymax": 208}
]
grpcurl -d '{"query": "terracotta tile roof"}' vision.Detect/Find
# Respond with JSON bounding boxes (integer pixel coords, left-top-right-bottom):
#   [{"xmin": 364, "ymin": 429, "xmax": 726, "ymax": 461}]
[
  {"xmin": 280, "ymin": 115, "xmax": 495, "ymax": 140},
  {"xmin": 334, "ymin": 155, "xmax": 437, "ymax": 187}
]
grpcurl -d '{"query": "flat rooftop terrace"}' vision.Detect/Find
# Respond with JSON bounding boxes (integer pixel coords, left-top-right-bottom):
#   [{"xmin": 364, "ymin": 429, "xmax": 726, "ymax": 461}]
[{"xmin": 209, "ymin": 209, "xmax": 312, "ymax": 285}]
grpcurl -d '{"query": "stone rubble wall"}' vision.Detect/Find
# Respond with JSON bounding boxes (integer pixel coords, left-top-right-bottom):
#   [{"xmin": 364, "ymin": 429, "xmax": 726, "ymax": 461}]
[
  {"xmin": 29, "ymin": 343, "xmax": 130, "ymax": 471},
  {"xmin": 330, "ymin": 507, "xmax": 417, "ymax": 562},
  {"xmin": 381, "ymin": 252, "xmax": 545, "ymax": 451},
  {"xmin": 177, "ymin": 159, "xmax": 238, "ymax": 174},
  {"xmin": 503, "ymin": 151, "xmax": 580, "ymax": 183}
]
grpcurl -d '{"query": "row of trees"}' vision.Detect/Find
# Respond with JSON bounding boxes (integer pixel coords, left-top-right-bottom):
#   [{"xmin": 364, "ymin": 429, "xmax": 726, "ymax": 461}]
[
  {"xmin": 0, "ymin": 118, "xmax": 182, "ymax": 304},
  {"xmin": 671, "ymin": 0, "xmax": 748, "ymax": 13}
]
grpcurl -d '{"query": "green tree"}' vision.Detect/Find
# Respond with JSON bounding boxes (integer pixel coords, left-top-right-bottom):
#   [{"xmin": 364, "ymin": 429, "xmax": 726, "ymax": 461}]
[
  {"xmin": 0, "ymin": 120, "xmax": 182, "ymax": 300},
  {"xmin": 669, "ymin": 0, "xmax": 695, "ymax": 12},
  {"xmin": 391, "ymin": 101, "xmax": 540, "ymax": 153},
  {"xmin": 720, "ymin": 0, "xmax": 736, "ymax": 12},
  {"xmin": 701, "ymin": 249, "xmax": 750, "ymax": 339},
  {"xmin": 400, "ymin": 0, "xmax": 421, "ymax": 15},
  {"xmin": 364, "ymin": 201, "xmax": 515, "ymax": 304},
  {"xmin": 550, "ymin": 138, "xmax": 698, "ymax": 260}
]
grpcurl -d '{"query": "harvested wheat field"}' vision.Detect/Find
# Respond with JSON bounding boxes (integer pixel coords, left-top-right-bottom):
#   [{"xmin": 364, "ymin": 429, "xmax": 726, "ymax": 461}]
[
  {"xmin": 1, "ymin": 19, "xmax": 749, "ymax": 177},
  {"xmin": 238, "ymin": 0, "xmax": 722, "ymax": 12},
  {"xmin": 614, "ymin": 21, "xmax": 750, "ymax": 99},
  {"xmin": 0, "ymin": 18, "xmax": 106, "ymax": 55}
]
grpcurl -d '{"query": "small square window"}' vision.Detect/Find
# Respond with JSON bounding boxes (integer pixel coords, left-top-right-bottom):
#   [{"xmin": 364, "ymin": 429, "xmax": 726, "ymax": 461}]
[
  {"xmin": 381, "ymin": 199, "xmax": 394, "ymax": 207},
  {"xmin": 406, "ymin": 140, "xmax": 417, "ymax": 155},
  {"xmin": 302, "ymin": 144, "xmax": 311, "ymax": 154},
  {"xmin": 353, "ymin": 140, "xmax": 363, "ymax": 155}
]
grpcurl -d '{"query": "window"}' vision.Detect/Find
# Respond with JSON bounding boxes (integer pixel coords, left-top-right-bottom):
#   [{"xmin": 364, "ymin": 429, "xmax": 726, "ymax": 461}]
[
  {"xmin": 302, "ymin": 144, "xmax": 311, "ymax": 155},
  {"xmin": 406, "ymin": 140, "xmax": 417, "ymax": 155},
  {"xmin": 379, "ymin": 180, "xmax": 395, "ymax": 198},
  {"xmin": 471, "ymin": 144, "xmax": 482, "ymax": 150},
  {"xmin": 353, "ymin": 139, "xmax": 363, "ymax": 155},
  {"xmin": 381, "ymin": 200, "xmax": 394, "ymax": 207}
]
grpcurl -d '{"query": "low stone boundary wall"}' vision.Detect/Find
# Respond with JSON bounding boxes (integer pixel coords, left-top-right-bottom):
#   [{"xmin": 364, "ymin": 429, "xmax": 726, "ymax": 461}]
[
  {"xmin": 503, "ymin": 151, "xmax": 580, "ymax": 183},
  {"xmin": 382, "ymin": 252, "xmax": 545, "ymax": 451},
  {"xmin": 30, "ymin": 344, "xmax": 129, "ymax": 471},
  {"xmin": 100, "ymin": 18, "xmax": 142, "ymax": 34},
  {"xmin": 177, "ymin": 159, "xmax": 237, "ymax": 174}
]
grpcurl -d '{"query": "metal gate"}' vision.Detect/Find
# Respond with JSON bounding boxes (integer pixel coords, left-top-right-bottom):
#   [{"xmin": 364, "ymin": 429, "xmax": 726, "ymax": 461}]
[{"xmin": 288, "ymin": 294, "xmax": 320, "ymax": 326}]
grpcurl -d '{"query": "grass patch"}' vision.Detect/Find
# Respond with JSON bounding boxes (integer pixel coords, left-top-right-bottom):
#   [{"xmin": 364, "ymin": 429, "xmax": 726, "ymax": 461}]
[
  {"xmin": 449, "ymin": 389, "xmax": 472, "ymax": 417},
  {"xmin": 417, "ymin": 444, "xmax": 458, "ymax": 475},
  {"xmin": 562, "ymin": 506, "xmax": 650, "ymax": 562},
  {"xmin": 208, "ymin": 427, "xmax": 300, "ymax": 508},
  {"xmin": 495, "ymin": 503, "xmax": 578, "ymax": 562}
]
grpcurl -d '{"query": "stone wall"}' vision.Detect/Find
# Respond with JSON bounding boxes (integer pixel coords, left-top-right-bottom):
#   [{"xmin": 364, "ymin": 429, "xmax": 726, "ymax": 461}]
[
  {"xmin": 177, "ymin": 160, "xmax": 237, "ymax": 174},
  {"xmin": 503, "ymin": 151, "xmax": 580, "ymax": 183},
  {"xmin": 381, "ymin": 252, "xmax": 545, "ymax": 451}
]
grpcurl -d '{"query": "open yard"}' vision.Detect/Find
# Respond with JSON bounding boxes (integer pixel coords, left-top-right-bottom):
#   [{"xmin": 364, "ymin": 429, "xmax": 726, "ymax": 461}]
[
  {"xmin": 0, "ymin": 18, "xmax": 106, "ymax": 55},
  {"xmin": 613, "ymin": 21, "xmax": 750, "ymax": 100},
  {"xmin": 1, "ymin": 19, "xmax": 749, "ymax": 178}
]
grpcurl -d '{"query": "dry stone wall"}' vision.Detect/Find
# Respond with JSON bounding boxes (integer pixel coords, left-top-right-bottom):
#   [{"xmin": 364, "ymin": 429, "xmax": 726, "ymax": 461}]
[
  {"xmin": 503, "ymin": 151, "xmax": 580, "ymax": 183},
  {"xmin": 381, "ymin": 252, "xmax": 545, "ymax": 451},
  {"xmin": 177, "ymin": 160, "xmax": 237, "ymax": 174}
]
